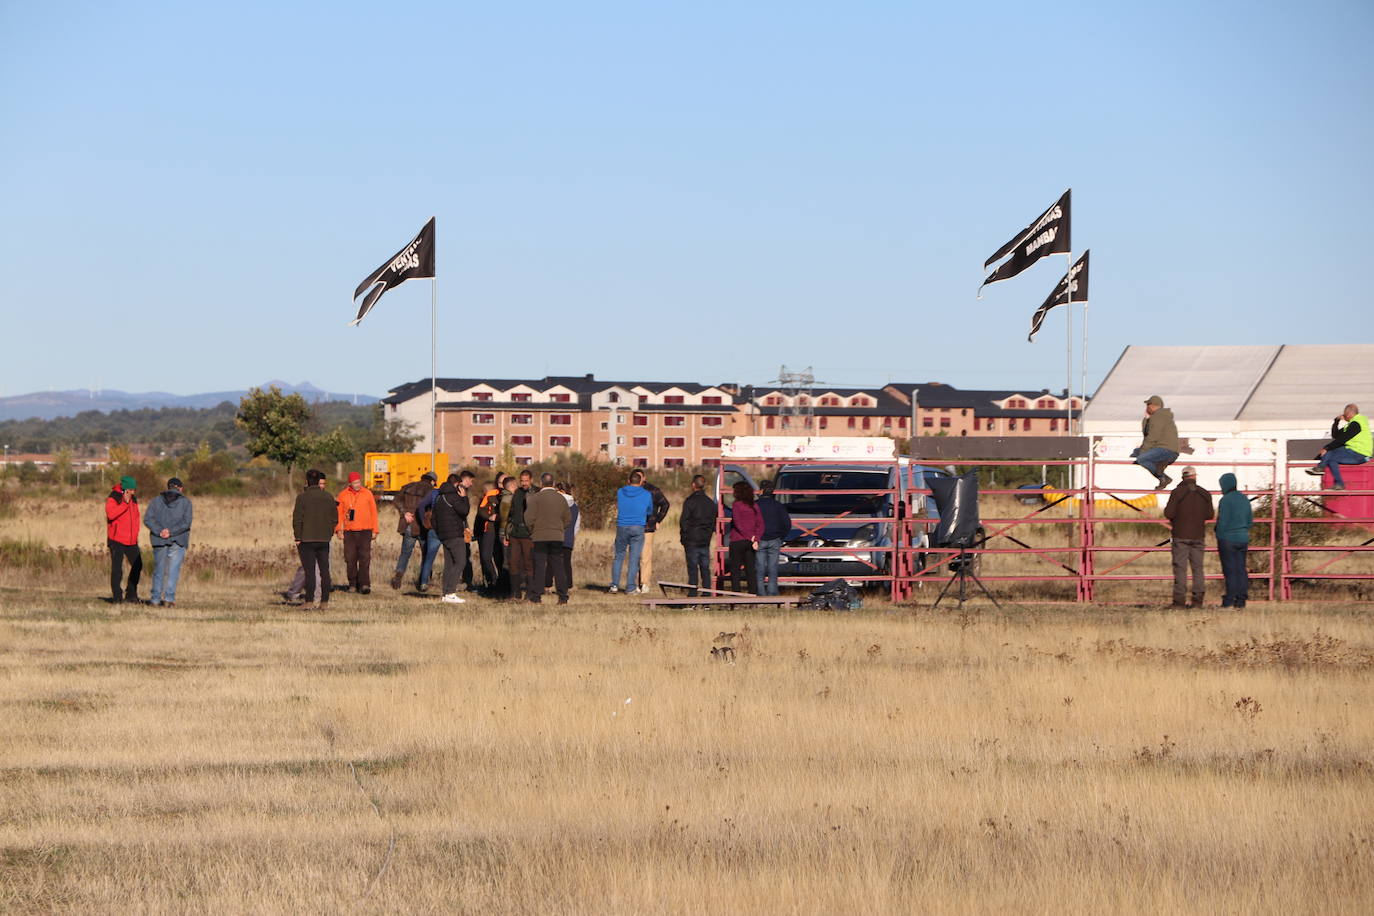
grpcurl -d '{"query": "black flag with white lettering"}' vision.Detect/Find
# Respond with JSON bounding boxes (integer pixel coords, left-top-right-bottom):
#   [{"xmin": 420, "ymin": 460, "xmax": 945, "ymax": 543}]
[
  {"xmin": 350, "ymin": 217, "xmax": 436, "ymax": 326},
  {"xmin": 981, "ymin": 190, "xmax": 1071, "ymax": 289},
  {"xmin": 1028, "ymin": 250, "xmax": 1089, "ymax": 342}
]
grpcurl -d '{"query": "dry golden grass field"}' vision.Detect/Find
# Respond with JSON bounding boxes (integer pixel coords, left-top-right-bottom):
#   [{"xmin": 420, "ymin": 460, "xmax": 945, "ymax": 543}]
[{"xmin": 2, "ymin": 495, "xmax": 1374, "ymax": 914}]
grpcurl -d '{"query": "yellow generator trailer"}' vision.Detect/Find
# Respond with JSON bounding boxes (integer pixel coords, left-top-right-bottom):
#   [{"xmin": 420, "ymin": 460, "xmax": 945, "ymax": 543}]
[{"xmin": 364, "ymin": 452, "xmax": 449, "ymax": 499}]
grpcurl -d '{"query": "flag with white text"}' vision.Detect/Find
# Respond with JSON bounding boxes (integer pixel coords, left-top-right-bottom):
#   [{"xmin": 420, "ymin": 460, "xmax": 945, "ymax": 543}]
[
  {"xmin": 351, "ymin": 217, "xmax": 436, "ymax": 326},
  {"xmin": 1028, "ymin": 250, "xmax": 1089, "ymax": 342},
  {"xmin": 982, "ymin": 190, "xmax": 1071, "ymax": 288}
]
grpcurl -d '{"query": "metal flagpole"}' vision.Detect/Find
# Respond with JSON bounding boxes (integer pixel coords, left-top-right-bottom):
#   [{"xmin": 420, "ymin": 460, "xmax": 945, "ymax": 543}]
[
  {"xmin": 1081, "ymin": 295, "xmax": 1089, "ymax": 433},
  {"xmin": 430, "ymin": 277, "xmax": 437, "ymax": 469},
  {"xmin": 1064, "ymin": 251, "xmax": 1073, "ymax": 435}
]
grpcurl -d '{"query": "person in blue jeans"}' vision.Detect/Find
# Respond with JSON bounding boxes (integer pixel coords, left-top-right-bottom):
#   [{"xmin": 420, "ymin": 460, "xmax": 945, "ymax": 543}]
[
  {"xmin": 1131, "ymin": 395, "xmax": 1181, "ymax": 490},
  {"xmin": 393, "ymin": 472, "xmax": 441, "ymax": 590},
  {"xmin": 754, "ymin": 479, "xmax": 792, "ymax": 596},
  {"xmin": 1306, "ymin": 404, "xmax": 1371, "ymax": 491},
  {"xmin": 413, "ymin": 483, "xmax": 445, "ymax": 592},
  {"xmin": 609, "ymin": 469, "xmax": 653, "ymax": 594},
  {"xmin": 1214, "ymin": 473, "xmax": 1253, "ymax": 609},
  {"xmin": 143, "ymin": 477, "xmax": 193, "ymax": 607}
]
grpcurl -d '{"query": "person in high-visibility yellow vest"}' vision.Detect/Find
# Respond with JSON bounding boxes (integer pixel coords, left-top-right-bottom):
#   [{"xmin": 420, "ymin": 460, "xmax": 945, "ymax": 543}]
[{"xmin": 1307, "ymin": 403, "xmax": 1371, "ymax": 490}]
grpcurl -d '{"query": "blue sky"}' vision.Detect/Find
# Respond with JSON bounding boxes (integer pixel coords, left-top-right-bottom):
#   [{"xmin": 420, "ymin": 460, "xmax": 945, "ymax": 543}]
[{"xmin": 2, "ymin": 1, "xmax": 1371, "ymax": 400}]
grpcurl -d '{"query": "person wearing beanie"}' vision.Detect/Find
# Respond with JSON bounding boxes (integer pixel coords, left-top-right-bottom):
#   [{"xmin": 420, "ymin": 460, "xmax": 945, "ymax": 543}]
[
  {"xmin": 105, "ymin": 475, "xmax": 142, "ymax": 603},
  {"xmin": 336, "ymin": 470, "xmax": 379, "ymax": 594},
  {"xmin": 1215, "ymin": 473, "xmax": 1253, "ymax": 609},
  {"xmin": 1162, "ymin": 466, "xmax": 1213, "ymax": 608},
  {"xmin": 1131, "ymin": 395, "xmax": 1181, "ymax": 491},
  {"xmin": 143, "ymin": 477, "xmax": 193, "ymax": 607}
]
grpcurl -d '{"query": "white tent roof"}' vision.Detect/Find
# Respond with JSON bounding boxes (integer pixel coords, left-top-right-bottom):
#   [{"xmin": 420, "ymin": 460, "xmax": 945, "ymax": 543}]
[{"xmin": 1084, "ymin": 344, "xmax": 1374, "ymax": 432}]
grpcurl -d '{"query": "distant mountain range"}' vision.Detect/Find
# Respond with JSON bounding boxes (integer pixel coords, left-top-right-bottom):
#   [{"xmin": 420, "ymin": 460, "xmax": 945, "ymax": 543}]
[{"xmin": 0, "ymin": 382, "xmax": 378, "ymax": 422}]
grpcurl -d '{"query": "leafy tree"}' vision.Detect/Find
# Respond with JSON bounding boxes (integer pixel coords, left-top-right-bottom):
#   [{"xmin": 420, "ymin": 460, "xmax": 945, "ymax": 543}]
[{"xmin": 236, "ymin": 386, "xmax": 312, "ymax": 481}]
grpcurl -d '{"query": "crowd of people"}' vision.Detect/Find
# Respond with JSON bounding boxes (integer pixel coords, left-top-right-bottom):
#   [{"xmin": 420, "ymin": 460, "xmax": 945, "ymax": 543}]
[{"xmin": 101, "ymin": 398, "xmax": 1369, "ymax": 609}]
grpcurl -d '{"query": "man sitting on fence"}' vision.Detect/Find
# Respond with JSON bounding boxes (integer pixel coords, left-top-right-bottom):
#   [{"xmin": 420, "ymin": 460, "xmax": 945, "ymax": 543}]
[
  {"xmin": 1132, "ymin": 395, "xmax": 1180, "ymax": 491},
  {"xmin": 1306, "ymin": 403, "xmax": 1370, "ymax": 491}
]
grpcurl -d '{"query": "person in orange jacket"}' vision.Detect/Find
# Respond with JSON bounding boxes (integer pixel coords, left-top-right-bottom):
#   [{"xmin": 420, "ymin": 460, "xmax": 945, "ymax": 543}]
[
  {"xmin": 336, "ymin": 471, "xmax": 380, "ymax": 594},
  {"xmin": 105, "ymin": 474, "xmax": 142, "ymax": 603}
]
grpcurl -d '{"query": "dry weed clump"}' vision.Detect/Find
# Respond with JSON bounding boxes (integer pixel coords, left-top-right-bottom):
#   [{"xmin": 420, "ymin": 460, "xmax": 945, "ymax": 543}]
[{"xmin": 1094, "ymin": 629, "xmax": 1374, "ymax": 671}]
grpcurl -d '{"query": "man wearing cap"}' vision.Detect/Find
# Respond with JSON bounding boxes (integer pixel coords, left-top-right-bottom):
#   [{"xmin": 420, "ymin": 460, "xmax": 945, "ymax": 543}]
[
  {"xmin": 1306, "ymin": 403, "xmax": 1371, "ymax": 491},
  {"xmin": 1131, "ymin": 395, "xmax": 1181, "ymax": 490},
  {"xmin": 105, "ymin": 475, "xmax": 142, "ymax": 603},
  {"xmin": 1162, "ymin": 466, "xmax": 1214, "ymax": 608},
  {"xmin": 391, "ymin": 470, "xmax": 439, "ymax": 590},
  {"xmin": 143, "ymin": 477, "xmax": 193, "ymax": 607},
  {"xmin": 337, "ymin": 471, "xmax": 380, "ymax": 594}
]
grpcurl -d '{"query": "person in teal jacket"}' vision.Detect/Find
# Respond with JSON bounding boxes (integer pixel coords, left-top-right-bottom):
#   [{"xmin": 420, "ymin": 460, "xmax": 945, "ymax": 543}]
[{"xmin": 1215, "ymin": 473, "xmax": 1253, "ymax": 608}]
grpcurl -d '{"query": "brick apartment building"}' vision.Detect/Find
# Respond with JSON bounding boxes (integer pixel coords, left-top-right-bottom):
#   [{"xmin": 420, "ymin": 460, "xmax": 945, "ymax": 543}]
[{"xmin": 383, "ymin": 376, "xmax": 1086, "ymax": 468}]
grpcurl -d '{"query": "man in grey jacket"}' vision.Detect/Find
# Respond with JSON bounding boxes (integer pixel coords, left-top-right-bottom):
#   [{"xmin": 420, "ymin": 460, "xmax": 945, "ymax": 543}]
[
  {"xmin": 525, "ymin": 472, "xmax": 572, "ymax": 604},
  {"xmin": 143, "ymin": 477, "xmax": 193, "ymax": 607}
]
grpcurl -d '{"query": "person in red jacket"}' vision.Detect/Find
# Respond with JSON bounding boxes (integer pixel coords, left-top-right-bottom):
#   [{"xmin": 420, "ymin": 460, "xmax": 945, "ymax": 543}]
[{"xmin": 106, "ymin": 474, "xmax": 142, "ymax": 603}]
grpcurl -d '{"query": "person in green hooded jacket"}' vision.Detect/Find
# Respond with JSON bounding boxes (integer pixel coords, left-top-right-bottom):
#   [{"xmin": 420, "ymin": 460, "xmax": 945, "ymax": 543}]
[{"xmin": 1215, "ymin": 472, "xmax": 1253, "ymax": 609}]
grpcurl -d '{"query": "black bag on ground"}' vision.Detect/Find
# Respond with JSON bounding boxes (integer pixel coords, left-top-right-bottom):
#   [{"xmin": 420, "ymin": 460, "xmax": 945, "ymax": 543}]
[{"xmin": 803, "ymin": 578, "xmax": 861, "ymax": 611}]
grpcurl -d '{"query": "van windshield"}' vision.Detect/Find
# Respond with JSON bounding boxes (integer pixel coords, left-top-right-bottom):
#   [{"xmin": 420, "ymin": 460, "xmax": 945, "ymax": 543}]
[{"xmin": 776, "ymin": 471, "xmax": 889, "ymax": 516}]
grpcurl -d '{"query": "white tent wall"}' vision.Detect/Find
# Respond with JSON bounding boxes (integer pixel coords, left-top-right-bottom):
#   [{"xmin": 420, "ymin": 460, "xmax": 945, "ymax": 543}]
[{"xmin": 1081, "ymin": 344, "xmax": 1374, "ymax": 495}]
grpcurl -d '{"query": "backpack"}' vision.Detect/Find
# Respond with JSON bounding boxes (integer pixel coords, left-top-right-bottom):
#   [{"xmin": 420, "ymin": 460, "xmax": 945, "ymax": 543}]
[{"xmin": 803, "ymin": 578, "xmax": 861, "ymax": 611}]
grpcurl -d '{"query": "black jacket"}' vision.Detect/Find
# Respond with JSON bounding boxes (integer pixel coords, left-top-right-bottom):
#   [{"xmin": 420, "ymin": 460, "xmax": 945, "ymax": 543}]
[
  {"xmin": 1323, "ymin": 417, "xmax": 1365, "ymax": 453},
  {"xmin": 506, "ymin": 486, "xmax": 533, "ymax": 539},
  {"xmin": 644, "ymin": 482, "xmax": 671, "ymax": 533},
  {"xmin": 430, "ymin": 482, "xmax": 471, "ymax": 542},
  {"xmin": 679, "ymin": 490, "xmax": 717, "ymax": 547},
  {"xmin": 1163, "ymin": 479, "xmax": 1214, "ymax": 540},
  {"xmin": 293, "ymin": 486, "xmax": 338, "ymax": 542},
  {"xmin": 757, "ymin": 496, "xmax": 793, "ymax": 541}
]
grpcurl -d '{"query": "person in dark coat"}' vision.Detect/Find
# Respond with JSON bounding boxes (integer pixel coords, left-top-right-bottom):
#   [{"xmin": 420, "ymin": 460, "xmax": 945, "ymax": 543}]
[
  {"xmin": 430, "ymin": 471, "xmax": 474, "ymax": 604},
  {"xmin": 679, "ymin": 475, "xmax": 718, "ymax": 597},
  {"xmin": 504, "ymin": 470, "xmax": 536, "ymax": 601},
  {"xmin": 391, "ymin": 471, "xmax": 438, "ymax": 590},
  {"xmin": 292, "ymin": 469, "xmax": 337, "ymax": 607},
  {"xmin": 143, "ymin": 477, "xmax": 193, "ymax": 607},
  {"xmin": 1162, "ymin": 466, "xmax": 1214, "ymax": 608},
  {"xmin": 525, "ymin": 472, "xmax": 572, "ymax": 604},
  {"xmin": 755, "ymin": 479, "xmax": 793, "ymax": 596}
]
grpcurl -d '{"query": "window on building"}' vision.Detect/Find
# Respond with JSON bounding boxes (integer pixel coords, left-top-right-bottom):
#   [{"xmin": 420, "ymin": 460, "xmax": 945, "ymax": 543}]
[
  {"xmin": 515, "ymin": 456, "xmax": 532, "ymax": 466},
  {"xmin": 615, "ymin": 435, "xmax": 625, "ymax": 445},
  {"xmin": 1009, "ymin": 419, "xmax": 1018, "ymax": 431},
  {"xmin": 607, "ymin": 392, "xmax": 620, "ymax": 403},
  {"xmin": 471, "ymin": 391, "xmax": 493, "ymax": 401},
  {"xmin": 663, "ymin": 458, "xmax": 685, "ymax": 468},
  {"xmin": 664, "ymin": 415, "xmax": 685, "ymax": 427},
  {"xmin": 663, "ymin": 437, "xmax": 685, "ymax": 448},
  {"xmin": 702, "ymin": 395, "xmax": 722, "ymax": 405},
  {"xmin": 1070, "ymin": 398, "xmax": 1081, "ymax": 408},
  {"xmin": 472, "ymin": 435, "xmax": 495, "ymax": 446},
  {"xmin": 1049, "ymin": 418, "xmax": 1058, "ymax": 431},
  {"xmin": 633, "ymin": 458, "xmax": 648, "ymax": 468},
  {"xmin": 600, "ymin": 421, "xmax": 608, "ymax": 431},
  {"xmin": 638, "ymin": 395, "xmax": 648, "ymax": 404},
  {"xmin": 961, "ymin": 409, "xmax": 967, "ymax": 417},
  {"xmin": 1038, "ymin": 398, "xmax": 1056, "ymax": 409},
  {"xmin": 511, "ymin": 392, "xmax": 532, "ymax": 402},
  {"xmin": 633, "ymin": 415, "xmax": 648, "ymax": 427},
  {"xmin": 511, "ymin": 414, "xmax": 533, "ymax": 425},
  {"xmin": 847, "ymin": 417, "xmax": 856, "ymax": 429},
  {"xmin": 632, "ymin": 437, "xmax": 648, "ymax": 447},
  {"xmin": 664, "ymin": 395, "xmax": 684, "ymax": 404},
  {"xmin": 960, "ymin": 430, "xmax": 967, "ymax": 437},
  {"xmin": 923, "ymin": 417, "xmax": 934, "ymax": 428},
  {"xmin": 862, "ymin": 417, "xmax": 872, "ymax": 430},
  {"xmin": 550, "ymin": 393, "xmax": 571, "ymax": 403},
  {"xmin": 550, "ymin": 414, "xmax": 572, "ymax": 425},
  {"xmin": 474, "ymin": 456, "xmax": 493, "ymax": 467},
  {"xmin": 882, "ymin": 416, "xmax": 892, "ymax": 427},
  {"xmin": 702, "ymin": 416, "xmax": 723, "ymax": 427},
  {"xmin": 472, "ymin": 413, "xmax": 494, "ymax": 425},
  {"xmin": 898, "ymin": 417, "xmax": 908, "ymax": 429},
  {"xmin": 972, "ymin": 417, "xmax": 980, "ymax": 431},
  {"xmin": 701, "ymin": 437, "xmax": 722, "ymax": 448},
  {"xmin": 616, "ymin": 414, "xmax": 625, "ymax": 424},
  {"xmin": 766, "ymin": 417, "xmax": 776, "ymax": 429},
  {"xmin": 549, "ymin": 435, "xmax": 572, "ymax": 447},
  {"xmin": 511, "ymin": 435, "xmax": 533, "ymax": 446},
  {"xmin": 939, "ymin": 417, "xmax": 951, "ymax": 428},
  {"xmin": 819, "ymin": 417, "xmax": 828, "ymax": 429},
  {"xmin": 852, "ymin": 397, "xmax": 870, "ymax": 407},
  {"xmin": 1008, "ymin": 398, "xmax": 1027, "ymax": 409},
  {"xmin": 765, "ymin": 396, "xmax": 782, "ymax": 405}
]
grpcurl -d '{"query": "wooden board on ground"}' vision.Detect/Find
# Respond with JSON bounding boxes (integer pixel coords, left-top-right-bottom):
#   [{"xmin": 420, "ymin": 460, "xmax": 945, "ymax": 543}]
[
  {"xmin": 641, "ymin": 596, "xmax": 796, "ymax": 609},
  {"xmin": 655, "ymin": 581, "xmax": 755, "ymax": 598}
]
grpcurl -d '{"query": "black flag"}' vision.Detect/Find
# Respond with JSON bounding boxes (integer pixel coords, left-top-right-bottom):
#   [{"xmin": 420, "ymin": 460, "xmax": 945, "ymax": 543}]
[
  {"xmin": 350, "ymin": 217, "xmax": 436, "ymax": 326},
  {"xmin": 982, "ymin": 190, "xmax": 1071, "ymax": 289},
  {"xmin": 1028, "ymin": 250, "xmax": 1089, "ymax": 342}
]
